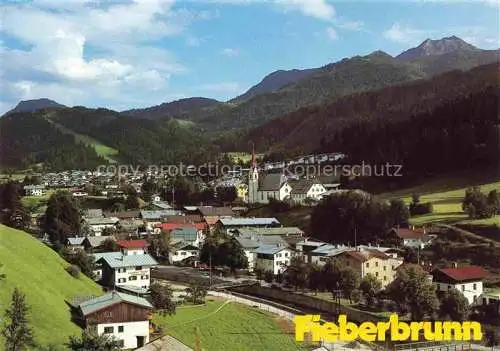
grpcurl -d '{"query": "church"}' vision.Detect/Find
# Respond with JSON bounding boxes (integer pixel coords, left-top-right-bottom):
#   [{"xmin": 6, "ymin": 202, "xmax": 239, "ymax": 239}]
[{"xmin": 247, "ymin": 150, "xmax": 327, "ymax": 204}]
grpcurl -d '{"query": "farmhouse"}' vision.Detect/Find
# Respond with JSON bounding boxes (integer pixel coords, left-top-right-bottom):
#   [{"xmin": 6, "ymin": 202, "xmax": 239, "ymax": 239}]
[
  {"xmin": 288, "ymin": 178, "xmax": 326, "ymax": 204},
  {"xmin": 252, "ymin": 243, "xmax": 295, "ymax": 275},
  {"xmin": 117, "ymin": 240, "xmax": 148, "ymax": 255},
  {"xmin": 332, "ymin": 248, "xmax": 404, "ymax": 288},
  {"xmin": 96, "ymin": 252, "xmax": 158, "ymax": 289},
  {"xmin": 85, "ymin": 217, "xmax": 119, "ymax": 236},
  {"xmin": 431, "ymin": 265, "xmax": 489, "ymax": 304},
  {"xmin": 170, "ymin": 242, "xmax": 200, "ymax": 264},
  {"xmin": 76, "ymin": 291, "xmax": 153, "ymax": 349},
  {"xmin": 65, "ymin": 237, "xmax": 85, "ymax": 252},
  {"xmin": 390, "ymin": 227, "xmax": 434, "ymax": 249}
]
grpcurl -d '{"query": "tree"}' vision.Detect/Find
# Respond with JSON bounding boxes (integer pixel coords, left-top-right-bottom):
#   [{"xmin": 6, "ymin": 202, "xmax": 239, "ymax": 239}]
[
  {"xmin": 2, "ymin": 288, "xmax": 35, "ymax": 351},
  {"xmin": 216, "ymin": 186, "xmax": 237, "ymax": 204},
  {"xmin": 340, "ymin": 267, "xmax": 361, "ymax": 303},
  {"xmin": 185, "ymin": 285, "xmax": 207, "ymax": 305},
  {"xmin": 150, "ymin": 282, "xmax": 176, "ymax": 316},
  {"xmin": 43, "ymin": 191, "xmax": 81, "ymax": 244},
  {"xmin": 487, "ymin": 189, "xmax": 500, "ymax": 215},
  {"xmin": 217, "ymin": 238, "xmax": 248, "ymax": 272},
  {"xmin": 254, "ymin": 268, "xmax": 264, "ymax": 281},
  {"xmin": 67, "ymin": 330, "xmax": 121, "ymax": 350},
  {"xmin": 308, "ymin": 264, "xmax": 323, "ymax": 294},
  {"xmin": 439, "ymin": 289, "xmax": 470, "ymax": 321},
  {"xmin": 124, "ymin": 194, "xmax": 140, "ymax": 210},
  {"xmin": 322, "ymin": 260, "xmax": 342, "ymax": 293},
  {"xmin": 388, "ymin": 199, "xmax": 410, "ymax": 227},
  {"xmin": 264, "ymin": 270, "xmax": 274, "ymax": 283},
  {"xmin": 462, "ymin": 187, "xmax": 493, "ymax": 219},
  {"xmin": 284, "ymin": 257, "xmax": 310, "ymax": 291},
  {"xmin": 387, "ymin": 265, "xmax": 440, "ymax": 320},
  {"xmin": 101, "ymin": 238, "xmax": 120, "ymax": 252},
  {"xmin": 359, "ymin": 274, "xmax": 381, "ymax": 306},
  {"xmin": 147, "ymin": 231, "xmax": 171, "ymax": 260},
  {"xmin": 62, "ymin": 249, "xmax": 95, "ymax": 278},
  {"xmin": 0, "ymin": 181, "xmax": 30, "ymax": 230}
]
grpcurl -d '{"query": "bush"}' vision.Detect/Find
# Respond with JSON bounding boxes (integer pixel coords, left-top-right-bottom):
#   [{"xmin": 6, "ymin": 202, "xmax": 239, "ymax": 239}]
[
  {"xmin": 351, "ymin": 289, "xmax": 362, "ymax": 303},
  {"xmin": 66, "ymin": 265, "xmax": 81, "ymax": 278},
  {"xmin": 409, "ymin": 202, "xmax": 433, "ymax": 216}
]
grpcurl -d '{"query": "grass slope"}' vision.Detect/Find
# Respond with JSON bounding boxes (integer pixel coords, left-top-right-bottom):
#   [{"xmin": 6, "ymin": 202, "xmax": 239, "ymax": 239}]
[
  {"xmin": 377, "ymin": 175, "xmax": 500, "ymax": 227},
  {"xmin": 0, "ymin": 225, "xmax": 103, "ymax": 349},
  {"xmin": 153, "ymin": 299, "xmax": 309, "ymax": 351},
  {"xmin": 45, "ymin": 118, "xmax": 119, "ymax": 163}
]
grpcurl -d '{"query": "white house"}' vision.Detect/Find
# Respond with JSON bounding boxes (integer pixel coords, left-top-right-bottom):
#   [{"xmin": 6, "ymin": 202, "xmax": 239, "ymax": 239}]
[
  {"xmin": 475, "ymin": 289, "xmax": 500, "ymax": 313},
  {"xmin": 431, "ymin": 265, "xmax": 490, "ymax": 304},
  {"xmin": 252, "ymin": 244, "xmax": 295, "ymax": 275},
  {"xmin": 289, "ymin": 179, "xmax": 326, "ymax": 204},
  {"xmin": 117, "ymin": 240, "xmax": 148, "ymax": 256},
  {"xmin": 391, "ymin": 227, "xmax": 435, "ymax": 249},
  {"xmin": 85, "ymin": 217, "xmax": 119, "ymax": 236},
  {"xmin": 216, "ymin": 217, "xmax": 280, "ymax": 235},
  {"xmin": 77, "ymin": 291, "xmax": 153, "ymax": 349},
  {"xmin": 171, "ymin": 243, "xmax": 200, "ymax": 264},
  {"xmin": 235, "ymin": 235, "xmax": 288, "ymax": 271},
  {"xmin": 95, "ymin": 252, "xmax": 158, "ymax": 289}
]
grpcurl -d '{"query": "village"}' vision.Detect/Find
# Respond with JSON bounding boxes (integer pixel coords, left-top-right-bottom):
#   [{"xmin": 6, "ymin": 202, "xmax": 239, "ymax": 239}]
[{"xmin": 1, "ymin": 150, "xmax": 497, "ymax": 351}]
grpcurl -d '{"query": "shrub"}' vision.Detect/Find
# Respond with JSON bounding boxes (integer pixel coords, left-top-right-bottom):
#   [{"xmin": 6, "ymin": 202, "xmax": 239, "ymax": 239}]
[
  {"xmin": 66, "ymin": 264, "xmax": 81, "ymax": 278},
  {"xmin": 409, "ymin": 202, "xmax": 433, "ymax": 216}
]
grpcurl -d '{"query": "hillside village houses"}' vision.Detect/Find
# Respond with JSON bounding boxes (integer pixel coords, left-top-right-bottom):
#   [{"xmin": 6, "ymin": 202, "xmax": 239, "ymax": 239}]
[
  {"xmin": 23, "ymin": 184, "xmax": 46, "ymax": 196},
  {"xmin": 75, "ymin": 291, "xmax": 153, "ymax": 349},
  {"xmin": 253, "ymin": 243, "xmax": 295, "ymax": 275},
  {"xmin": 170, "ymin": 242, "xmax": 200, "ymax": 264},
  {"xmin": 216, "ymin": 217, "xmax": 281, "ymax": 235},
  {"xmin": 390, "ymin": 226, "xmax": 436, "ymax": 249}
]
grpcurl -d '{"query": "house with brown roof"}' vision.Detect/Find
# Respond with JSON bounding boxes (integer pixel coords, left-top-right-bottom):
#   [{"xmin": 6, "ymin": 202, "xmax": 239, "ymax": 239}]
[
  {"xmin": 390, "ymin": 226, "xmax": 435, "ymax": 249},
  {"xmin": 288, "ymin": 178, "xmax": 326, "ymax": 204},
  {"xmin": 431, "ymin": 264, "xmax": 489, "ymax": 304},
  {"xmin": 332, "ymin": 248, "xmax": 404, "ymax": 287}
]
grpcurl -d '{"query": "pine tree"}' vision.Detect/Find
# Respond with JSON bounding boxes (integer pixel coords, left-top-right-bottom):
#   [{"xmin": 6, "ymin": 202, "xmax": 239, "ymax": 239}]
[{"xmin": 2, "ymin": 288, "xmax": 35, "ymax": 351}]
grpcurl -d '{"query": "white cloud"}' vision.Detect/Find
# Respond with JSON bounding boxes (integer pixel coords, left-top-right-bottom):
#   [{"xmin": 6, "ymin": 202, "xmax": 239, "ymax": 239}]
[
  {"xmin": 326, "ymin": 27, "xmax": 338, "ymax": 41},
  {"xmin": 200, "ymin": 82, "xmax": 245, "ymax": 93},
  {"xmin": 0, "ymin": 0, "xmax": 212, "ymax": 114},
  {"xmin": 383, "ymin": 23, "xmax": 428, "ymax": 45},
  {"xmin": 274, "ymin": 0, "xmax": 335, "ymax": 21},
  {"xmin": 221, "ymin": 48, "xmax": 240, "ymax": 57}
]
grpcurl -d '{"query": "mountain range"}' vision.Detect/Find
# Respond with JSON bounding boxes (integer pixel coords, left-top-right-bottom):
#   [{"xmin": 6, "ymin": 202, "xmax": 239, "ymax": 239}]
[{"xmin": 1, "ymin": 36, "xmax": 498, "ymax": 171}]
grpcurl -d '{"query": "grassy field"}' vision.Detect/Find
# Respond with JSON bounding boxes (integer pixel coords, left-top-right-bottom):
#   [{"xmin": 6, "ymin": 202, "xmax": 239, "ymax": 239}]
[
  {"xmin": 153, "ymin": 299, "xmax": 310, "ymax": 351},
  {"xmin": 0, "ymin": 225, "xmax": 103, "ymax": 349},
  {"xmin": 378, "ymin": 178, "xmax": 500, "ymax": 227},
  {"xmin": 46, "ymin": 118, "xmax": 119, "ymax": 163},
  {"xmin": 21, "ymin": 190, "xmax": 56, "ymax": 213}
]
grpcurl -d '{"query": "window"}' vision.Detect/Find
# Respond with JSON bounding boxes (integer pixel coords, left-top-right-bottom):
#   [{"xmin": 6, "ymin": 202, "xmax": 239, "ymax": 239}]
[
  {"xmin": 384, "ymin": 276, "xmax": 387, "ymax": 281},
  {"xmin": 375, "ymin": 262, "xmax": 379, "ymax": 267},
  {"xmin": 181, "ymin": 252, "xmax": 186, "ymax": 256},
  {"xmin": 462, "ymin": 285, "xmax": 465, "ymax": 291},
  {"xmin": 285, "ymin": 252, "xmax": 289, "ymax": 257},
  {"xmin": 141, "ymin": 275, "xmax": 149, "ymax": 280},
  {"xmin": 366, "ymin": 263, "xmax": 369, "ymax": 268},
  {"xmin": 375, "ymin": 272, "xmax": 379, "ymax": 277},
  {"xmin": 473, "ymin": 283, "xmax": 477, "ymax": 290},
  {"xmin": 118, "ymin": 278, "xmax": 126, "ymax": 283},
  {"xmin": 118, "ymin": 326, "xmax": 124, "ymax": 333},
  {"xmin": 129, "ymin": 276, "xmax": 138, "ymax": 281},
  {"xmin": 135, "ymin": 266, "xmax": 142, "ymax": 270},
  {"xmin": 104, "ymin": 327, "xmax": 113, "ymax": 334},
  {"xmin": 383, "ymin": 266, "xmax": 386, "ymax": 271},
  {"xmin": 448, "ymin": 285, "xmax": 452, "ymax": 290},
  {"xmin": 174, "ymin": 251, "xmax": 179, "ymax": 255}
]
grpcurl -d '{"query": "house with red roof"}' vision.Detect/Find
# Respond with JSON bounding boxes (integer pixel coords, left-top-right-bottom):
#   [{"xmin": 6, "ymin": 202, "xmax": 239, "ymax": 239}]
[
  {"xmin": 431, "ymin": 264, "xmax": 490, "ymax": 304},
  {"xmin": 117, "ymin": 240, "xmax": 148, "ymax": 256}
]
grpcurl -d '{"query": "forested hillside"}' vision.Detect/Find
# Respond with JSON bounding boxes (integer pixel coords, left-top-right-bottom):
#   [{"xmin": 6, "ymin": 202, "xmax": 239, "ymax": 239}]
[{"xmin": 0, "ymin": 112, "xmax": 106, "ymax": 170}]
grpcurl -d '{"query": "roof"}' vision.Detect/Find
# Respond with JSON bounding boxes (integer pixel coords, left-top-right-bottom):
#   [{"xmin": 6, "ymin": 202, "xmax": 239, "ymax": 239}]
[
  {"xmin": 97, "ymin": 253, "xmax": 158, "ymax": 268},
  {"xmin": 197, "ymin": 206, "xmax": 234, "ymax": 217},
  {"xmin": 151, "ymin": 201, "xmax": 172, "ymax": 210},
  {"xmin": 140, "ymin": 210, "xmax": 179, "ymax": 220},
  {"xmin": 159, "ymin": 222, "xmax": 206, "ymax": 232},
  {"xmin": 339, "ymin": 249, "xmax": 392, "ymax": 262},
  {"xmin": 117, "ymin": 240, "xmax": 148, "ymax": 249},
  {"xmin": 258, "ymin": 173, "xmax": 288, "ymax": 191},
  {"xmin": 434, "ymin": 266, "xmax": 490, "ymax": 282},
  {"xmin": 66, "ymin": 237, "xmax": 85, "ymax": 245},
  {"xmin": 164, "ymin": 215, "xmax": 203, "ymax": 224},
  {"xmin": 289, "ymin": 178, "xmax": 322, "ymax": 195},
  {"xmin": 84, "ymin": 209, "xmax": 104, "ymax": 218},
  {"xmin": 79, "ymin": 291, "xmax": 152, "ymax": 316},
  {"xmin": 171, "ymin": 227, "xmax": 198, "ymax": 242},
  {"xmin": 85, "ymin": 217, "xmax": 119, "ymax": 225},
  {"xmin": 235, "ymin": 227, "xmax": 303, "ymax": 236},
  {"xmin": 252, "ymin": 244, "xmax": 290, "ymax": 255},
  {"xmin": 235, "ymin": 235, "xmax": 288, "ymax": 249},
  {"xmin": 183, "ymin": 206, "xmax": 198, "ymax": 211},
  {"xmin": 218, "ymin": 218, "xmax": 280, "ymax": 227},
  {"xmin": 136, "ymin": 335, "xmax": 193, "ymax": 351},
  {"xmin": 393, "ymin": 227, "xmax": 426, "ymax": 239},
  {"xmin": 312, "ymin": 244, "xmax": 343, "ymax": 255},
  {"xmin": 84, "ymin": 236, "xmax": 115, "ymax": 247},
  {"xmin": 172, "ymin": 242, "xmax": 199, "ymax": 251},
  {"xmin": 103, "ymin": 210, "xmax": 140, "ymax": 219},
  {"xmin": 93, "ymin": 251, "xmax": 121, "ymax": 262}
]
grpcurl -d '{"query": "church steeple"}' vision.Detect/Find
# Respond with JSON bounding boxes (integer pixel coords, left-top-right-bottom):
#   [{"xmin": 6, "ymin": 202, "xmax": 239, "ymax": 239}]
[
  {"xmin": 250, "ymin": 143, "xmax": 257, "ymax": 170},
  {"xmin": 248, "ymin": 142, "xmax": 259, "ymax": 203}
]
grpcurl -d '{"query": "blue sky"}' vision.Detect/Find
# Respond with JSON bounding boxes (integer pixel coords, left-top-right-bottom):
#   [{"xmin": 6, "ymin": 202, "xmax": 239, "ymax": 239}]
[{"xmin": 0, "ymin": 0, "xmax": 498, "ymax": 114}]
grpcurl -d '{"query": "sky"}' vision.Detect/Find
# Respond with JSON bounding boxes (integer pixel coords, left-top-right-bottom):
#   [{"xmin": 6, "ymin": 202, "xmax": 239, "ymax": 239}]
[{"xmin": 0, "ymin": 0, "xmax": 499, "ymax": 114}]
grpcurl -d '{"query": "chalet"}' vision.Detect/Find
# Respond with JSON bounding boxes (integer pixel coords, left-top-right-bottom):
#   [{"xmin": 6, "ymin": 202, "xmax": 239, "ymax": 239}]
[
  {"xmin": 23, "ymin": 184, "xmax": 46, "ymax": 196},
  {"xmin": 253, "ymin": 243, "xmax": 295, "ymax": 275},
  {"xmin": 216, "ymin": 217, "xmax": 280, "ymax": 235},
  {"xmin": 85, "ymin": 217, "xmax": 119, "ymax": 236},
  {"xmin": 117, "ymin": 240, "xmax": 148, "ymax": 255},
  {"xmin": 197, "ymin": 206, "xmax": 235, "ymax": 226},
  {"xmin": 83, "ymin": 236, "xmax": 116, "ymax": 252},
  {"xmin": 96, "ymin": 252, "xmax": 158, "ymax": 289},
  {"xmin": 65, "ymin": 237, "xmax": 85, "ymax": 252},
  {"xmin": 288, "ymin": 178, "xmax": 326, "ymax": 204},
  {"xmin": 431, "ymin": 265, "xmax": 489, "ymax": 304},
  {"xmin": 171, "ymin": 242, "xmax": 200, "ymax": 264},
  {"xmin": 76, "ymin": 291, "xmax": 153, "ymax": 349},
  {"xmin": 390, "ymin": 227, "xmax": 435, "ymax": 249},
  {"xmin": 170, "ymin": 227, "xmax": 203, "ymax": 247},
  {"xmin": 332, "ymin": 248, "xmax": 404, "ymax": 288},
  {"xmin": 235, "ymin": 235, "xmax": 288, "ymax": 271}
]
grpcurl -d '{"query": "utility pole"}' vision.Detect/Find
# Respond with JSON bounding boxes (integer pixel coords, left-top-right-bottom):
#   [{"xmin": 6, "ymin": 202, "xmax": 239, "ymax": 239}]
[
  {"xmin": 354, "ymin": 225, "xmax": 357, "ymax": 248},
  {"xmin": 209, "ymin": 248, "xmax": 213, "ymax": 288},
  {"xmin": 172, "ymin": 185, "xmax": 175, "ymax": 208}
]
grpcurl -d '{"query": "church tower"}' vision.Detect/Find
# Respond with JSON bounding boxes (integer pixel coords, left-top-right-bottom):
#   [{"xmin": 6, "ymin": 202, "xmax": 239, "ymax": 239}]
[{"xmin": 247, "ymin": 144, "xmax": 259, "ymax": 203}]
